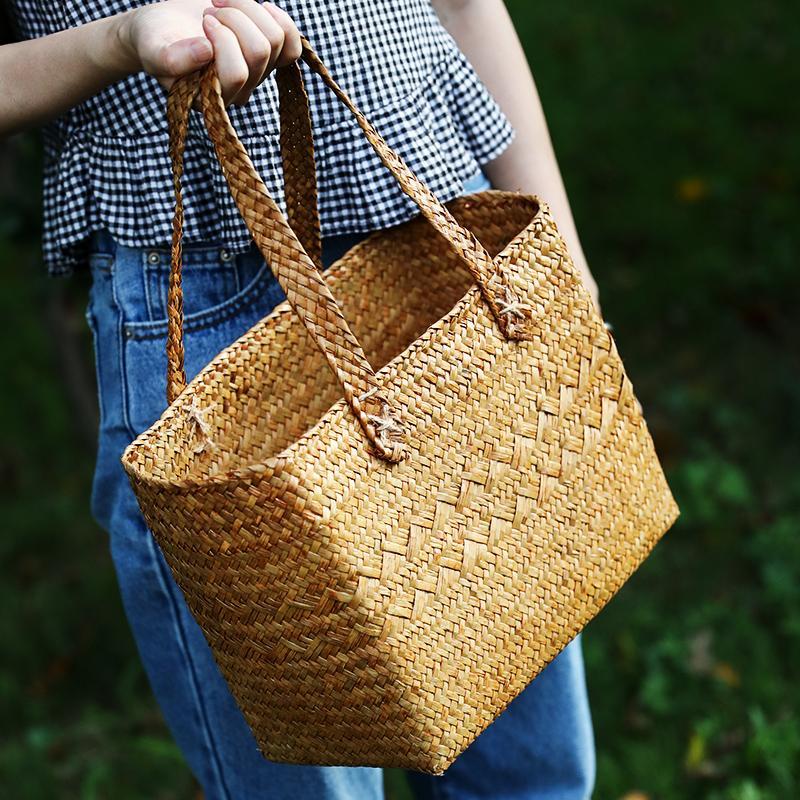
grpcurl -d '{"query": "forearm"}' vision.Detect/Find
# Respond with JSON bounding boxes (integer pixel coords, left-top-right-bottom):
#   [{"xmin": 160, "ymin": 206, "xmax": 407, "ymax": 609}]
[
  {"xmin": 0, "ymin": 13, "xmax": 138, "ymax": 137},
  {"xmin": 433, "ymin": 0, "xmax": 598, "ymax": 303},
  {"xmin": 1, "ymin": 0, "xmax": 302, "ymax": 137}
]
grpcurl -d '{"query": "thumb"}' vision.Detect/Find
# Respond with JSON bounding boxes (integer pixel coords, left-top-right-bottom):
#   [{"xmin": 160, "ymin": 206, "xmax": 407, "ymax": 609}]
[{"xmin": 157, "ymin": 36, "xmax": 214, "ymax": 78}]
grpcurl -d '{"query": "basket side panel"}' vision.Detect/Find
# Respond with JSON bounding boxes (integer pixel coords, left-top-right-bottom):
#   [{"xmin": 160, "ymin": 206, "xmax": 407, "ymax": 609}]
[
  {"xmin": 128, "ymin": 467, "xmax": 436, "ymax": 769},
  {"xmin": 294, "ymin": 206, "xmax": 679, "ymax": 773}
]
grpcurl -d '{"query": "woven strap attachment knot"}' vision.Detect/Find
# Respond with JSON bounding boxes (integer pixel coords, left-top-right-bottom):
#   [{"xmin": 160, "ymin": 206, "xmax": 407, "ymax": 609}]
[
  {"xmin": 496, "ymin": 287, "xmax": 534, "ymax": 336},
  {"xmin": 358, "ymin": 386, "xmax": 405, "ymax": 460}
]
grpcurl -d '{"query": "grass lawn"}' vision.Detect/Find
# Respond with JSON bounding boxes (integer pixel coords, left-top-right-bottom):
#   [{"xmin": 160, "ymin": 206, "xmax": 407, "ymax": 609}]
[{"xmin": 1, "ymin": 1, "xmax": 797, "ymax": 797}]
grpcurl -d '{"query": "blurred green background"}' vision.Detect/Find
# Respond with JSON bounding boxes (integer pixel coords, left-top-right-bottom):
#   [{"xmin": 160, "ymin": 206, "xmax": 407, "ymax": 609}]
[{"xmin": 1, "ymin": 1, "xmax": 798, "ymax": 798}]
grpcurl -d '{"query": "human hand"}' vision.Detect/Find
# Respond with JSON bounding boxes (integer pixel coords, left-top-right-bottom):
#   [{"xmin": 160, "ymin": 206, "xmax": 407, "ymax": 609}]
[{"xmin": 117, "ymin": 0, "xmax": 302, "ymax": 105}]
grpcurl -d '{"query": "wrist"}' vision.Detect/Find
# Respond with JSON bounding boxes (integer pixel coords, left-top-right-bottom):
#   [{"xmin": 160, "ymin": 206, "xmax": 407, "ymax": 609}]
[{"xmin": 87, "ymin": 11, "xmax": 141, "ymax": 80}]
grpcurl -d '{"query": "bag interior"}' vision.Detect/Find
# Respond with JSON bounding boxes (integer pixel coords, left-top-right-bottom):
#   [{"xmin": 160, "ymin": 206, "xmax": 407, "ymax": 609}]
[{"xmin": 130, "ymin": 193, "xmax": 540, "ymax": 481}]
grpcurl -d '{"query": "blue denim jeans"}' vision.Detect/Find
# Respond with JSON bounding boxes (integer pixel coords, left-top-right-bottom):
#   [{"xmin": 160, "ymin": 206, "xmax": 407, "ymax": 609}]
[{"xmin": 84, "ymin": 172, "xmax": 595, "ymax": 799}]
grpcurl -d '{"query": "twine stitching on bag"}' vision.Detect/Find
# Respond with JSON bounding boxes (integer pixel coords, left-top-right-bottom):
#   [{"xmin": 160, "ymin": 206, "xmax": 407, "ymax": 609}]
[
  {"xmin": 366, "ymin": 409, "xmax": 404, "ymax": 439},
  {"xmin": 496, "ymin": 289, "xmax": 532, "ymax": 320},
  {"xmin": 357, "ymin": 386, "xmax": 405, "ymax": 449},
  {"xmin": 183, "ymin": 396, "xmax": 217, "ymax": 453},
  {"xmin": 496, "ymin": 287, "xmax": 533, "ymax": 334}
]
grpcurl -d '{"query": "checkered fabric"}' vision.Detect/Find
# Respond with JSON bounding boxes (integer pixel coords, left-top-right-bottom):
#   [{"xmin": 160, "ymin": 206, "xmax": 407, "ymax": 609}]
[{"xmin": 9, "ymin": 0, "xmax": 514, "ymax": 275}]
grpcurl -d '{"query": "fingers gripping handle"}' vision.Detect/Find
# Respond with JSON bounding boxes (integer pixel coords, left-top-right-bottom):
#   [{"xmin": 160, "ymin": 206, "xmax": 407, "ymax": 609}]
[{"xmin": 166, "ymin": 70, "xmax": 406, "ymax": 463}]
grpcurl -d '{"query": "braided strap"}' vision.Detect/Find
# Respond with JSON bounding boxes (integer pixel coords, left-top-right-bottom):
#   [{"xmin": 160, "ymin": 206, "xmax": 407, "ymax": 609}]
[
  {"xmin": 297, "ymin": 41, "xmax": 534, "ymax": 341},
  {"xmin": 277, "ymin": 60, "xmax": 323, "ymax": 269},
  {"xmin": 167, "ymin": 72, "xmax": 406, "ymax": 462},
  {"xmin": 165, "ymin": 74, "xmax": 200, "ymax": 406}
]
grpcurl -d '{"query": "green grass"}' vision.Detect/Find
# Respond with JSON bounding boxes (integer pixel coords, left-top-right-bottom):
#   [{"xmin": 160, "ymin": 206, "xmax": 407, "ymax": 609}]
[{"xmin": 1, "ymin": 1, "xmax": 798, "ymax": 797}]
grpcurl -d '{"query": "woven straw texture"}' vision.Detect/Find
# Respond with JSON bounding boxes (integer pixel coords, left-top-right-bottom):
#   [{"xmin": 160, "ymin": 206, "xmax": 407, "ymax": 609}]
[{"xmin": 123, "ymin": 41, "xmax": 679, "ymax": 775}]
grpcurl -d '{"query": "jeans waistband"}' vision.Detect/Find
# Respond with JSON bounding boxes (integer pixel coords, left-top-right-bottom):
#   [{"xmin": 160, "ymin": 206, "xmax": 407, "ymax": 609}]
[{"xmin": 89, "ymin": 228, "xmax": 120, "ymax": 256}]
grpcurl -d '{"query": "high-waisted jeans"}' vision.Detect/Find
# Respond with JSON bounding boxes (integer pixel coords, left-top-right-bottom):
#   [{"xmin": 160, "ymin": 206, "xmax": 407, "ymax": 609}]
[{"xmin": 84, "ymin": 173, "xmax": 595, "ymax": 799}]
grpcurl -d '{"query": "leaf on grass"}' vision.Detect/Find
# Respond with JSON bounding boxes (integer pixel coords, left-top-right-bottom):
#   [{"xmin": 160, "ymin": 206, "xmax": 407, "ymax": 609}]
[
  {"xmin": 685, "ymin": 730, "xmax": 706, "ymax": 769},
  {"xmin": 687, "ymin": 629, "xmax": 714, "ymax": 674},
  {"xmin": 712, "ymin": 661, "xmax": 741, "ymax": 687},
  {"xmin": 675, "ymin": 177, "xmax": 709, "ymax": 203}
]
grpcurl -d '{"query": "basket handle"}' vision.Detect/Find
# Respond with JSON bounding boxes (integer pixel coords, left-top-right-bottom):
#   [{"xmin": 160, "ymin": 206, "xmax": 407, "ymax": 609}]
[
  {"xmin": 275, "ymin": 57, "xmax": 322, "ymax": 269},
  {"xmin": 293, "ymin": 41, "xmax": 532, "ymax": 339},
  {"xmin": 267, "ymin": 41, "xmax": 533, "ymax": 339},
  {"xmin": 165, "ymin": 40, "xmax": 534, "ymax": 462},
  {"xmin": 167, "ymin": 66, "xmax": 406, "ymax": 461}
]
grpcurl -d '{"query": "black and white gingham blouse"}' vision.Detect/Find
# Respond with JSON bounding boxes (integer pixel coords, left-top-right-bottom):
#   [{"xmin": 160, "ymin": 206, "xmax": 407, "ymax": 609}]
[{"xmin": 10, "ymin": 1, "xmax": 514, "ymax": 275}]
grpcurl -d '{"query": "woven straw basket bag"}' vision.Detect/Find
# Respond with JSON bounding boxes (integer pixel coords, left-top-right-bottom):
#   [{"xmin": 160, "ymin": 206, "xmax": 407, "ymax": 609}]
[{"xmin": 123, "ymin": 40, "xmax": 678, "ymax": 774}]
